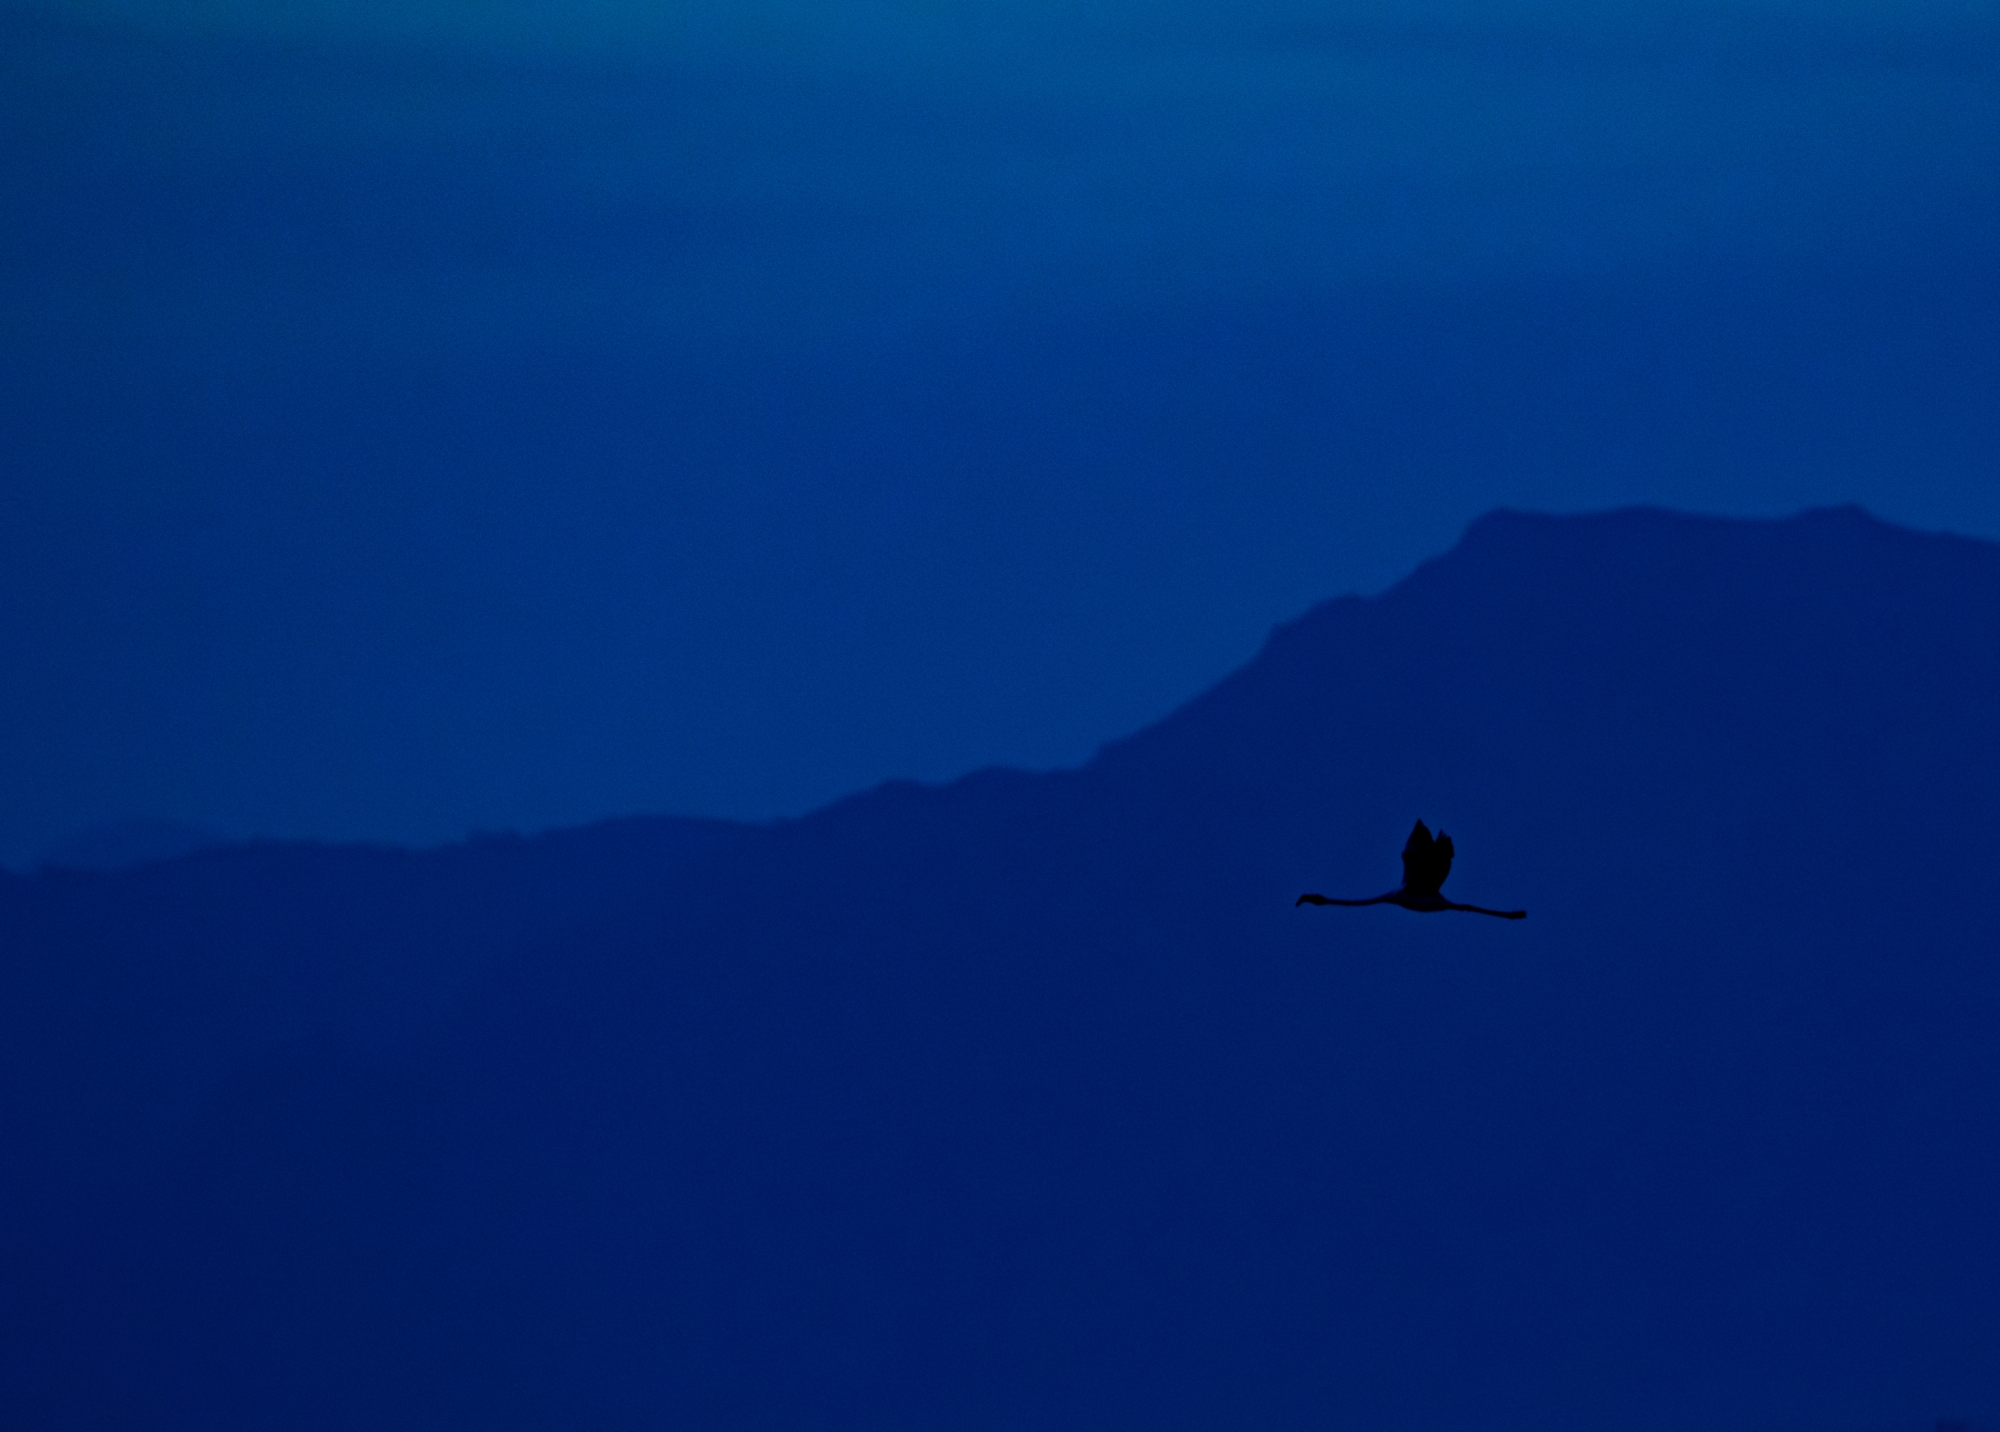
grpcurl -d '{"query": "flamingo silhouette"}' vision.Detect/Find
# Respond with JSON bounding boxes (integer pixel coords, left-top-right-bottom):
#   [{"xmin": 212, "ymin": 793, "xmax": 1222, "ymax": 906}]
[{"xmin": 1297, "ymin": 820, "xmax": 1525, "ymax": 919}]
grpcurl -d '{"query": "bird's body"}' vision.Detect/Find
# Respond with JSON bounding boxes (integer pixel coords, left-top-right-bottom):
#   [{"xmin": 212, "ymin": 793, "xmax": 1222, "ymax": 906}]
[{"xmin": 1297, "ymin": 820, "xmax": 1525, "ymax": 920}]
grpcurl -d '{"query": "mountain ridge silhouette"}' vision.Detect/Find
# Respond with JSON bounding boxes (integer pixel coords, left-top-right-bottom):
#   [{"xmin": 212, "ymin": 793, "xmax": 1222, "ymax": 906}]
[{"xmin": 4, "ymin": 505, "xmax": 1997, "ymax": 1431}]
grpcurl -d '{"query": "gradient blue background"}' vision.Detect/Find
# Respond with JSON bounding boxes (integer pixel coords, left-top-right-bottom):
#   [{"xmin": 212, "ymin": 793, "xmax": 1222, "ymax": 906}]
[{"xmin": 4, "ymin": 0, "xmax": 1998, "ymax": 865}]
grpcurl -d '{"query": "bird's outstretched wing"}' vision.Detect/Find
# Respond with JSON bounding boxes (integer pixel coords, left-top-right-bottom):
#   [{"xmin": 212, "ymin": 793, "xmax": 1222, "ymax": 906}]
[
  {"xmin": 1297, "ymin": 892, "xmax": 1396, "ymax": 907},
  {"xmin": 1400, "ymin": 820, "xmax": 1454, "ymax": 896}
]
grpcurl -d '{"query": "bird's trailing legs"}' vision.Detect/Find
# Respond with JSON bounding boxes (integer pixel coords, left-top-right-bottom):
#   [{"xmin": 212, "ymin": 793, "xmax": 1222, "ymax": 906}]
[{"xmin": 1295, "ymin": 890, "xmax": 1524, "ymax": 919}]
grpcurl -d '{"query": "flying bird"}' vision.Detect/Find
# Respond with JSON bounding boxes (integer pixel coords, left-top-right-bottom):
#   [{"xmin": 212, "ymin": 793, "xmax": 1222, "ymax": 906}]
[{"xmin": 1297, "ymin": 820, "xmax": 1525, "ymax": 919}]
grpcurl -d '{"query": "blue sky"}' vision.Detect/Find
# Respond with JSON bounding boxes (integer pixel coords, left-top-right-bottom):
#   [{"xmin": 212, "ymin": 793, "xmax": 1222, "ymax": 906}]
[{"xmin": 3, "ymin": 0, "xmax": 1997, "ymax": 864}]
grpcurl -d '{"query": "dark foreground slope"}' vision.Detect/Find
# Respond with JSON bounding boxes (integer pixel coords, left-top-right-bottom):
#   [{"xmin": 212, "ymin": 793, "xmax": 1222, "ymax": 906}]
[{"xmin": 5, "ymin": 507, "xmax": 1998, "ymax": 1432}]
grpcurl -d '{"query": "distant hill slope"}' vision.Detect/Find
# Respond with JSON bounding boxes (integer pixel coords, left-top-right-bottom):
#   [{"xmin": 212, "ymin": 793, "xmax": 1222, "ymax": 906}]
[
  {"xmin": 34, "ymin": 818, "xmax": 228, "ymax": 873},
  {"xmin": 4, "ymin": 507, "xmax": 1997, "ymax": 1432},
  {"xmin": 0, "ymin": 816, "xmax": 752, "ymax": 1213}
]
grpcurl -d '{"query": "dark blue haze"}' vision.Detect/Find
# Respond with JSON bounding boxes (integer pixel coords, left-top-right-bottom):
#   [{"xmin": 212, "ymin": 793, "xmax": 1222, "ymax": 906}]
[{"xmin": 3, "ymin": 5, "xmax": 1999, "ymax": 1425}]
